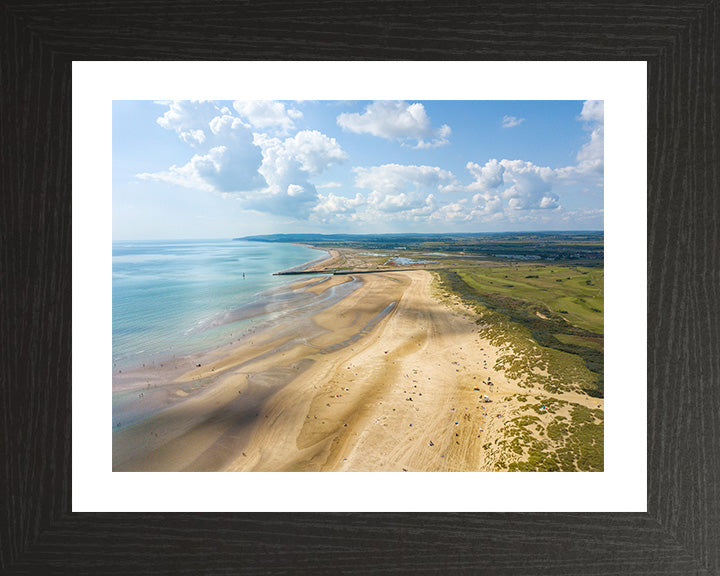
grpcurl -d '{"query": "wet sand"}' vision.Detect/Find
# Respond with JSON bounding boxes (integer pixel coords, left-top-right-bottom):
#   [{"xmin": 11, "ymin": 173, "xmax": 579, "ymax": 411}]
[{"xmin": 112, "ymin": 269, "xmax": 600, "ymax": 471}]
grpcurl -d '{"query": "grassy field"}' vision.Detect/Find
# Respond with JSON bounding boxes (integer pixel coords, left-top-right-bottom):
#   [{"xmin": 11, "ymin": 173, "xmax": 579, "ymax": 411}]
[
  {"xmin": 456, "ymin": 264, "xmax": 603, "ymax": 333},
  {"xmin": 439, "ymin": 264, "xmax": 604, "ymax": 398},
  {"xmin": 436, "ymin": 262, "xmax": 604, "ymax": 471}
]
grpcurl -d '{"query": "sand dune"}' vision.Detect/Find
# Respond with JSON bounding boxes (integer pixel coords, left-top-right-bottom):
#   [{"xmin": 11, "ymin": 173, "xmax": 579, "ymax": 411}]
[{"xmin": 112, "ymin": 270, "xmax": 601, "ymax": 472}]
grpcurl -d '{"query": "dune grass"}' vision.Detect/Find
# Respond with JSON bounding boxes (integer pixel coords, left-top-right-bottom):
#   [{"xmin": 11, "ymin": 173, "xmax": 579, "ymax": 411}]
[
  {"xmin": 435, "ymin": 263, "xmax": 604, "ymax": 471},
  {"xmin": 438, "ymin": 264, "xmax": 604, "ymax": 398}
]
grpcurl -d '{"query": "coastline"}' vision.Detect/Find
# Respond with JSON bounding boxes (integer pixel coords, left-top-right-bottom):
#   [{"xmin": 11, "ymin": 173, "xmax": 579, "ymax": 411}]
[
  {"xmin": 111, "ymin": 272, "xmax": 356, "ymax": 423},
  {"xmin": 113, "ymin": 268, "xmax": 515, "ymax": 471},
  {"xmin": 271, "ymin": 245, "xmax": 339, "ymax": 274},
  {"xmin": 113, "ymin": 248, "xmax": 604, "ymax": 472},
  {"xmin": 113, "ymin": 241, "xmax": 332, "ymax": 375}
]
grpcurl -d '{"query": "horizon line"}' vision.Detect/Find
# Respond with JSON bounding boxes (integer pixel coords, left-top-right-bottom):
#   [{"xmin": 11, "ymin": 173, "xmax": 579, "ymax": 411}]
[{"xmin": 112, "ymin": 229, "xmax": 604, "ymax": 243}]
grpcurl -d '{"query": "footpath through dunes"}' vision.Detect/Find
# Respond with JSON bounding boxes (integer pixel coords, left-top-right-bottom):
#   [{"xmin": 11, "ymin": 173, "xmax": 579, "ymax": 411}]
[{"xmin": 113, "ymin": 269, "xmax": 603, "ymax": 472}]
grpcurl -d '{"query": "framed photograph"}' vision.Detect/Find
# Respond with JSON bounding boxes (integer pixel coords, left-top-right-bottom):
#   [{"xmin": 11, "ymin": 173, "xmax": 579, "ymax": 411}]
[
  {"xmin": 2, "ymin": 2, "xmax": 718, "ymax": 574},
  {"xmin": 75, "ymin": 62, "xmax": 643, "ymax": 515}
]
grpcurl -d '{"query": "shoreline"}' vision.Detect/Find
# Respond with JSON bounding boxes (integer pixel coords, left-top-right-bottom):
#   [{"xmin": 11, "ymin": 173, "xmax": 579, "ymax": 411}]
[
  {"xmin": 112, "ymin": 273, "xmax": 357, "ymax": 423},
  {"xmin": 113, "ymin": 256, "xmax": 604, "ymax": 472},
  {"xmin": 112, "ymin": 242, "xmax": 334, "ymax": 377},
  {"xmin": 269, "ymin": 243, "xmax": 336, "ymax": 273},
  {"xmin": 113, "ymin": 269, "xmax": 515, "ymax": 471}
]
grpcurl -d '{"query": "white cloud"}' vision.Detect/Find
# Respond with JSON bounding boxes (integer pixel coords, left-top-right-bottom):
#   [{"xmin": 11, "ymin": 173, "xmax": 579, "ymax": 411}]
[
  {"xmin": 232, "ymin": 101, "xmax": 303, "ymax": 134},
  {"xmin": 344, "ymin": 158, "xmax": 559, "ymax": 224},
  {"xmin": 470, "ymin": 192, "xmax": 504, "ymax": 216},
  {"xmin": 143, "ymin": 102, "xmax": 345, "ymax": 219},
  {"xmin": 573, "ymin": 101, "xmax": 604, "ymax": 178},
  {"xmin": 137, "ymin": 140, "xmax": 265, "ymax": 193},
  {"xmin": 208, "ymin": 114, "xmax": 248, "ymax": 135},
  {"xmin": 312, "ymin": 97, "xmax": 604, "ymax": 224},
  {"xmin": 156, "ymin": 100, "xmax": 224, "ymax": 148},
  {"xmin": 280, "ymin": 130, "xmax": 348, "ymax": 174},
  {"xmin": 432, "ymin": 200, "xmax": 473, "ymax": 222},
  {"xmin": 180, "ymin": 129, "xmax": 206, "ymax": 146},
  {"xmin": 466, "ymin": 159, "xmax": 505, "ymax": 191},
  {"xmin": 366, "ymin": 190, "xmax": 428, "ymax": 213},
  {"xmin": 560, "ymin": 208, "xmax": 604, "ymax": 223},
  {"xmin": 556, "ymin": 100, "xmax": 604, "ymax": 183},
  {"xmin": 313, "ymin": 193, "xmax": 366, "ymax": 216},
  {"xmin": 579, "ymin": 100, "xmax": 604, "ymax": 123},
  {"xmin": 463, "ymin": 159, "xmax": 559, "ymax": 213},
  {"xmin": 140, "ymin": 100, "xmax": 601, "ymax": 228},
  {"xmin": 353, "ymin": 164, "xmax": 458, "ymax": 196},
  {"xmin": 502, "ymin": 115, "xmax": 524, "ymax": 128},
  {"xmin": 337, "ymin": 101, "xmax": 451, "ymax": 148},
  {"xmin": 246, "ymin": 130, "xmax": 348, "ymax": 217},
  {"xmin": 414, "ymin": 124, "xmax": 451, "ymax": 150},
  {"xmin": 500, "ymin": 159, "xmax": 559, "ymax": 210},
  {"xmin": 317, "ymin": 163, "xmax": 459, "ymax": 224},
  {"xmin": 142, "ymin": 102, "xmax": 266, "ymax": 193}
]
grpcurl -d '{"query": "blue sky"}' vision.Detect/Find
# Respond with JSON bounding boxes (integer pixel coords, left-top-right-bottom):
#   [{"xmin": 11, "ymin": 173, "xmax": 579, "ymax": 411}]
[{"xmin": 113, "ymin": 100, "xmax": 603, "ymax": 240}]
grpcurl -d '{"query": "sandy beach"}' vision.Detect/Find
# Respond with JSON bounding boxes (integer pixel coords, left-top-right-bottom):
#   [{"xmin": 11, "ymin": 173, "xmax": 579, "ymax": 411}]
[{"xmin": 113, "ymin": 267, "xmax": 602, "ymax": 472}]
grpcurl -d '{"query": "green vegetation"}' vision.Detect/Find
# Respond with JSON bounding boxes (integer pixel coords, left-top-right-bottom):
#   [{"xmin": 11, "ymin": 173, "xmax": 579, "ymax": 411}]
[
  {"xmin": 250, "ymin": 232, "xmax": 605, "ymax": 471},
  {"xmin": 239, "ymin": 232, "xmax": 604, "ymax": 263},
  {"xmin": 496, "ymin": 402, "xmax": 603, "ymax": 472},
  {"xmin": 554, "ymin": 333, "xmax": 604, "ymax": 352},
  {"xmin": 436, "ymin": 260, "xmax": 604, "ymax": 471},
  {"xmin": 456, "ymin": 265, "xmax": 603, "ymax": 333},
  {"xmin": 438, "ymin": 264, "xmax": 603, "ymax": 398}
]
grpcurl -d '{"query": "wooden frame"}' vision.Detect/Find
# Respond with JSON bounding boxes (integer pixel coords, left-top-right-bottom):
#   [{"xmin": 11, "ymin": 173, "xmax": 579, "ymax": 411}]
[{"xmin": 1, "ymin": 1, "xmax": 718, "ymax": 573}]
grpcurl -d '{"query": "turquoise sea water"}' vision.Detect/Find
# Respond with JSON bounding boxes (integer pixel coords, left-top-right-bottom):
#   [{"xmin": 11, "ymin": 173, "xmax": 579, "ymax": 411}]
[{"xmin": 112, "ymin": 239, "xmax": 327, "ymax": 370}]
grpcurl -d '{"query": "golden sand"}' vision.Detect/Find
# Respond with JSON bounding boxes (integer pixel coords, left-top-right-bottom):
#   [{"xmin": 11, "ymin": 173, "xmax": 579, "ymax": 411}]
[{"xmin": 112, "ymin": 270, "xmax": 601, "ymax": 471}]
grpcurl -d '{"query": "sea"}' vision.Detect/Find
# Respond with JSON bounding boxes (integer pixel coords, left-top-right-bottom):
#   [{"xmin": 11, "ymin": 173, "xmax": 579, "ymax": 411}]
[{"xmin": 112, "ymin": 239, "xmax": 328, "ymax": 371}]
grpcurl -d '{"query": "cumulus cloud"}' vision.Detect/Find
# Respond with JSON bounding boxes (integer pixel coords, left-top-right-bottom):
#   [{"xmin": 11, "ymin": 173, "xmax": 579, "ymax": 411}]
[
  {"xmin": 502, "ymin": 115, "xmax": 524, "ymax": 128},
  {"xmin": 137, "ymin": 128, "xmax": 265, "ymax": 193},
  {"xmin": 579, "ymin": 100, "xmax": 604, "ymax": 123},
  {"xmin": 556, "ymin": 100, "xmax": 604, "ymax": 183},
  {"xmin": 414, "ymin": 124, "xmax": 452, "ymax": 149},
  {"xmin": 247, "ymin": 130, "xmax": 347, "ymax": 217},
  {"xmin": 337, "ymin": 156, "xmax": 560, "ymax": 225},
  {"xmin": 466, "ymin": 159, "xmax": 505, "ymax": 192},
  {"xmin": 365, "ymin": 190, "xmax": 427, "ymax": 213},
  {"xmin": 353, "ymin": 164, "xmax": 458, "ymax": 196},
  {"xmin": 232, "ymin": 100, "xmax": 303, "ymax": 134},
  {"xmin": 315, "ymin": 163, "xmax": 457, "ymax": 224},
  {"xmin": 574, "ymin": 102, "xmax": 604, "ymax": 175},
  {"xmin": 138, "ymin": 99, "xmax": 601, "ymax": 227},
  {"xmin": 318, "ymin": 100, "xmax": 601, "ymax": 225},
  {"xmin": 208, "ymin": 114, "xmax": 246, "ymax": 136},
  {"xmin": 313, "ymin": 193, "xmax": 366, "ymax": 217},
  {"xmin": 470, "ymin": 192, "xmax": 504, "ymax": 216},
  {"xmin": 279, "ymin": 130, "xmax": 348, "ymax": 174},
  {"xmin": 337, "ymin": 101, "xmax": 451, "ymax": 148},
  {"xmin": 432, "ymin": 200, "xmax": 473, "ymax": 222},
  {"xmin": 365, "ymin": 193, "xmax": 438, "ymax": 223},
  {"xmin": 499, "ymin": 160, "xmax": 559, "ymax": 210},
  {"xmin": 141, "ymin": 101, "xmax": 346, "ymax": 218},
  {"xmin": 156, "ymin": 100, "xmax": 224, "ymax": 147}
]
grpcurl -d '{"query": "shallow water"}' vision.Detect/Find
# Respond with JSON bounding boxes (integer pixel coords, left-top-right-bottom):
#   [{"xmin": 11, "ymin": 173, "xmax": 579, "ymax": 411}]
[{"xmin": 113, "ymin": 239, "xmax": 327, "ymax": 371}]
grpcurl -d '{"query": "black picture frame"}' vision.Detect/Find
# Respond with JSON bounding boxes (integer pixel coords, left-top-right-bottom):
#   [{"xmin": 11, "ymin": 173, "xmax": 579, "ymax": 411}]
[{"xmin": 2, "ymin": 1, "xmax": 718, "ymax": 574}]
